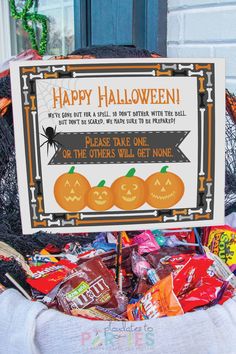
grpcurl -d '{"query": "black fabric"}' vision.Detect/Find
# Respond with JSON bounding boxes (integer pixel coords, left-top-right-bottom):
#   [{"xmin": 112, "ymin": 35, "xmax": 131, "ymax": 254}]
[
  {"xmin": 0, "ymin": 76, "xmax": 11, "ymax": 98},
  {"xmin": 71, "ymin": 45, "xmax": 154, "ymax": 58},
  {"xmin": 225, "ymin": 112, "xmax": 236, "ymax": 215}
]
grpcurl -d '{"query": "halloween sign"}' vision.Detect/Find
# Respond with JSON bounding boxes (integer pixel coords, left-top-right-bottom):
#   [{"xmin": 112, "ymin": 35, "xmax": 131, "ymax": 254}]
[{"xmin": 10, "ymin": 58, "xmax": 225, "ymax": 234}]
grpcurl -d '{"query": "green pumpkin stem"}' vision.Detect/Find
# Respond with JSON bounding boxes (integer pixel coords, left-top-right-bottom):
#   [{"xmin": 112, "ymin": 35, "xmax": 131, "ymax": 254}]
[
  {"xmin": 126, "ymin": 168, "xmax": 136, "ymax": 177},
  {"xmin": 97, "ymin": 180, "xmax": 106, "ymax": 187},
  {"xmin": 68, "ymin": 166, "xmax": 75, "ymax": 174},
  {"xmin": 160, "ymin": 166, "xmax": 169, "ymax": 173}
]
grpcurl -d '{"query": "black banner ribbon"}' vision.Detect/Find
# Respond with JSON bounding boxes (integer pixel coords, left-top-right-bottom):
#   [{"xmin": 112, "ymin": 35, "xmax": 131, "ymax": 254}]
[{"xmin": 48, "ymin": 130, "xmax": 190, "ymax": 165}]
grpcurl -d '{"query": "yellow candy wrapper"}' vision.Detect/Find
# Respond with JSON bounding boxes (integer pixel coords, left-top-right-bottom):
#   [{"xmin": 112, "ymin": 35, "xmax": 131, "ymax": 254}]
[{"xmin": 206, "ymin": 226, "xmax": 236, "ymax": 267}]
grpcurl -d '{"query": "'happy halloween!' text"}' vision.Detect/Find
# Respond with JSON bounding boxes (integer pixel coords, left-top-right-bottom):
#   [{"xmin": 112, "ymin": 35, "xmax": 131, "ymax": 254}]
[{"xmin": 52, "ymin": 86, "xmax": 181, "ymax": 109}]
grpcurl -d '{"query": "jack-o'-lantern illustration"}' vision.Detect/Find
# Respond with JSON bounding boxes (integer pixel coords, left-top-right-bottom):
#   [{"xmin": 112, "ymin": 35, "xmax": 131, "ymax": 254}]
[
  {"xmin": 145, "ymin": 166, "xmax": 184, "ymax": 208},
  {"xmin": 111, "ymin": 168, "xmax": 146, "ymax": 210},
  {"xmin": 54, "ymin": 166, "xmax": 90, "ymax": 211},
  {"xmin": 87, "ymin": 180, "xmax": 114, "ymax": 211}
]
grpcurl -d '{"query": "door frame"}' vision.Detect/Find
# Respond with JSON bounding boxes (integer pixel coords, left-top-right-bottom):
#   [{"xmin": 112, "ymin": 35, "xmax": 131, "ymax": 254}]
[{"xmin": 74, "ymin": 0, "xmax": 167, "ymax": 55}]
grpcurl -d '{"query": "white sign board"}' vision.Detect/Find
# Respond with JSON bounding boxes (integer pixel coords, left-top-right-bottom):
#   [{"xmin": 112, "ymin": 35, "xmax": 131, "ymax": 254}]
[{"xmin": 10, "ymin": 58, "xmax": 225, "ymax": 234}]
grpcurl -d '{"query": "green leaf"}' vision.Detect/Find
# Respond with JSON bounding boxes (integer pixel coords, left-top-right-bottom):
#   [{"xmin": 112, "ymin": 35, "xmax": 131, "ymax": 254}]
[
  {"xmin": 97, "ymin": 180, "xmax": 106, "ymax": 187},
  {"xmin": 68, "ymin": 166, "xmax": 75, "ymax": 174},
  {"xmin": 160, "ymin": 166, "xmax": 169, "ymax": 173},
  {"xmin": 126, "ymin": 168, "xmax": 136, "ymax": 177}
]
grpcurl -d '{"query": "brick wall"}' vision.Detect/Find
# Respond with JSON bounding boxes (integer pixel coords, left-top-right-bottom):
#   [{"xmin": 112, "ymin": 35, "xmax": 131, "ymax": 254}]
[{"xmin": 167, "ymin": 0, "xmax": 236, "ymax": 93}]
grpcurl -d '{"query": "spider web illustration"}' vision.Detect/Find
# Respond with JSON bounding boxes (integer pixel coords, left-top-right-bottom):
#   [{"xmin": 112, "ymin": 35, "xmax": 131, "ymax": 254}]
[{"xmin": 36, "ymin": 77, "xmax": 76, "ymax": 125}]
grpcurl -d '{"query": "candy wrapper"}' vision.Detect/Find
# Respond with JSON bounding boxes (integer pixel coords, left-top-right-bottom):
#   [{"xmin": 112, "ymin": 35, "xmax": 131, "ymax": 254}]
[
  {"xmin": 56, "ymin": 258, "xmax": 119, "ymax": 315},
  {"xmin": 127, "ymin": 274, "xmax": 183, "ymax": 320},
  {"xmin": 71, "ymin": 306, "xmax": 127, "ymax": 321},
  {"xmin": 173, "ymin": 256, "xmax": 213, "ymax": 297},
  {"xmin": 204, "ymin": 246, "xmax": 236, "ymax": 288},
  {"xmin": 27, "ymin": 260, "xmax": 77, "ymax": 294},
  {"xmin": 179, "ymin": 274, "xmax": 224, "ymax": 312},
  {"xmin": 131, "ymin": 250, "xmax": 151, "ymax": 277},
  {"xmin": 160, "ymin": 253, "xmax": 193, "ymax": 271},
  {"xmin": 205, "ymin": 226, "xmax": 236, "ymax": 267},
  {"xmin": 133, "ymin": 231, "xmax": 160, "ymax": 255},
  {"xmin": 146, "ymin": 249, "xmax": 194, "ymax": 280}
]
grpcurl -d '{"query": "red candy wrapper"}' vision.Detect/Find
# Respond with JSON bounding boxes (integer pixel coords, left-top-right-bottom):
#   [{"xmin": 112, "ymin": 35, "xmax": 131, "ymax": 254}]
[
  {"xmin": 179, "ymin": 275, "xmax": 224, "ymax": 312},
  {"xmin": 173, "ymin": 256, "xmax": 213, "ymax": 297},
  {"xmin": 27, "ymin": 260, "xmax": 77, "ymax": 294},
  {"xmin": 56, "ymin": 258, "xmax": 119, "ymax": 315}
]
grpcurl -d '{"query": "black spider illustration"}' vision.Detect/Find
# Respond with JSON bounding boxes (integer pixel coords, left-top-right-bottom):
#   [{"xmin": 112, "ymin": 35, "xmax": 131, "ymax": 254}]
[{"xmin": 40, "ymin": 126, "xmax": 62, "ymax": 155}]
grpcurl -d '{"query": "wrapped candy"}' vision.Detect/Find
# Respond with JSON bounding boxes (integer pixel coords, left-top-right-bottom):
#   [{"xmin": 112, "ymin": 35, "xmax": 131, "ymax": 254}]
[
  {"xmin": 131, "ymin": 250, "xmax": 151, "ymax": 277},
  {"xmin": 133, "ymin": 230, "xmax": 160, "ymax": 255},
  {"xmin": 127, "ymin": 274, "xmax": 184, "ymax": 320},
  {"xmin": 205, "ymin": 226, "xmax": 236, "ymax": 267},
  {"xmin": 56, "ymin": 258, "xmax": 119, "ymax": 315}
]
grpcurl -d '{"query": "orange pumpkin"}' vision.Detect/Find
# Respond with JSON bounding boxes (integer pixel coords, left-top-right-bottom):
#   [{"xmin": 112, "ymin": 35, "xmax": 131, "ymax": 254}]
[
  {"xmin": 54, "ymin": 166, "xmax": 90, "ymax": 211},
  {"xmin": 111, "ymin": 168, "xmax": 146, "ymax": 210},
  {"xmin": 145, "ymin": 166, "xmax": 184, "ymax": 208},
  {"xmin": 87, "ymin": 180, "xmax": 114, "ymax": 211}
]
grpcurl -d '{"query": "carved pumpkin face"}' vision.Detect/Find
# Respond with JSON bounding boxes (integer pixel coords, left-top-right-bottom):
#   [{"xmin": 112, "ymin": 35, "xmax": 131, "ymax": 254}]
[
  {"xmin": 87, "ymin": 180, "xmax": 114, "ymax": 211},
  {"xmin": 145, "ymin": 166, "xmax": 184, "ymax": 208},
  {"xmin": 54, "ymin": 166, "xmax": 90, "ymax": 211},
  {"xmin": 111, "ymin": 168, "xmax": 146, "ymax": 210}
]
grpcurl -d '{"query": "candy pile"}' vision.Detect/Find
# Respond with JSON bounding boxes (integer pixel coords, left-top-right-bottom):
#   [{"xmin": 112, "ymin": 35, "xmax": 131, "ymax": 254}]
[{"xmin": 0, "ymin": 227, "xmax": 236, "ymax": 321}]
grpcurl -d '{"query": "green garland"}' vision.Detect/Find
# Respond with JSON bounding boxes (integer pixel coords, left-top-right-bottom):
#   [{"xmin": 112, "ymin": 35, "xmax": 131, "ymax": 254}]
[{"xmin": 9, "ymin": 0, "xmax": 48, "ymax": 55}]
